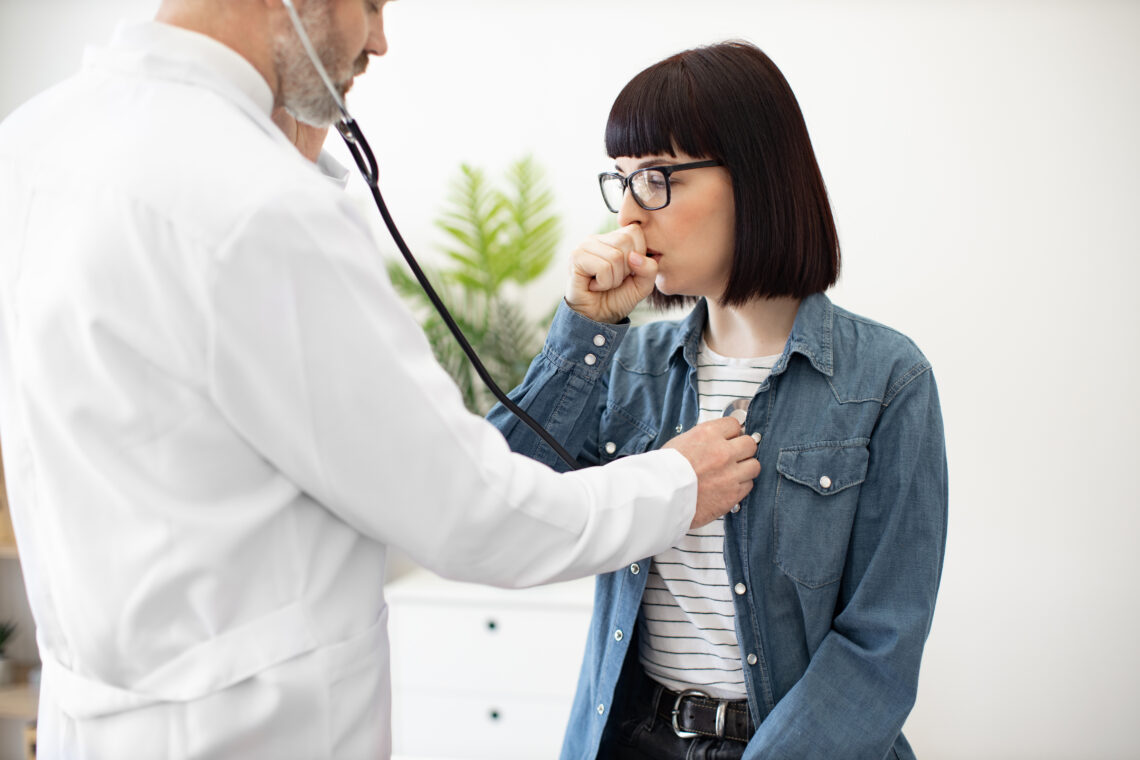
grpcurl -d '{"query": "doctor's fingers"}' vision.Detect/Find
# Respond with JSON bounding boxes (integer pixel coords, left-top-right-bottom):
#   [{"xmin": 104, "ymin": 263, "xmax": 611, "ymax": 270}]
[
  {"xmin": 722, "ymin": 431, "xmax": 762, "ymax": 485},
  {"xmin": 687, "ymin": 417, "xmax": 761, "ymax": 472},
  {"xmin": 728, "ymin": 433, "xmax": 762, "ymax": 468},
  {"xmin": 700, "ymin": 415, "xmax": 758, "ymax": 441},
  {"xmin": 683, "ymin": 454, "xmax": 758, "ymax": 530}
]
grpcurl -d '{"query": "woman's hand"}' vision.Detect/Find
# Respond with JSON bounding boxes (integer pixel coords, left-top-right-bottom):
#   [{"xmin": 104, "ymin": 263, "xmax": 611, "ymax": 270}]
[
  {"xmin": 271, "ymin": 106, "xmax": 330, "ymax": 164},
  {"xmin": 565, "ymin": 225, "xmax": 659, "ymax": 324}
]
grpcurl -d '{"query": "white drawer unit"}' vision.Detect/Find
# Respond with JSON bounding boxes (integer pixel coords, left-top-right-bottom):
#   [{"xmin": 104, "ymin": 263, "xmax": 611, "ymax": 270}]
[{"xmin": 387, "ymin": 569, "xmax": 594, "ymax": 759}]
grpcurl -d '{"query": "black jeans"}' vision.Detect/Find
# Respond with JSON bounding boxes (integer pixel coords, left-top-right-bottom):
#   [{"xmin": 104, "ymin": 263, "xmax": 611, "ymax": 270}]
[{"xmin": 597, "ymin": 661, "xmax": 752, "ymax": 760}]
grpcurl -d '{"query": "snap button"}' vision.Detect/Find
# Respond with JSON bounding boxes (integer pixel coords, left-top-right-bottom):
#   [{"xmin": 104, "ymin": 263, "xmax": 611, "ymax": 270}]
[
  {"xmin": 747, "ymin": 653, "xmax": 758, "ymax": 666},
  {"xmin": 734, "ymin": 583, "xmax": 746, "ymax": 596},
  {"xmin": 675, "ymin": 424, "xmax": 683, "ymax": 433},
  {"xmin": 614, "ymin": 629, "xmax": 624, "ymax": 642},
  {"xmin": 604, "ymin": 441, "xmax": 617, "ymax": 455},
  {"xmin": 593, "ymin": 334, "xmax": 606, "ymax": 347},
  {"xmin": 630, "ymin": 563, "xmax": 640, "ymax": 575},
  {"xmin": 597, "ymin": 703, "xmax": 605, "ymax": 715},
  {"xmin": 584, "ymin": 353, "xmax": 597, "ymax": 366},
  {"xmin": 819, "ymin": 475, "xmax": 832, "ymax": 490},
  {"xmin": 730, "ymin": 504, "xmax": 741, "ymax": 514}
]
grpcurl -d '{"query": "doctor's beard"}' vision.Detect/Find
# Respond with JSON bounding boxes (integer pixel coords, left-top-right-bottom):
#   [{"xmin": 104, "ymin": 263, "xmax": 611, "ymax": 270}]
[{"xmin": 273, "ymin": 3, "xmax": 368, "ymax": 128}]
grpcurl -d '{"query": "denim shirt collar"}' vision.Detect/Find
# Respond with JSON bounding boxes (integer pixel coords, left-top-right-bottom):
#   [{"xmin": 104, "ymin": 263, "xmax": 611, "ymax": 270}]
[{"xmin": 667, "ymin": 292, "xmax": 835, "ymax": 377}]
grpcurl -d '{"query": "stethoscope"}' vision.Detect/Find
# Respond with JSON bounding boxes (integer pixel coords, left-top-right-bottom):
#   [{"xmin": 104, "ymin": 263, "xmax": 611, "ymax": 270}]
[{"xmin": 280, "ymin": 0, "xmax": 582, "ymax": 470}]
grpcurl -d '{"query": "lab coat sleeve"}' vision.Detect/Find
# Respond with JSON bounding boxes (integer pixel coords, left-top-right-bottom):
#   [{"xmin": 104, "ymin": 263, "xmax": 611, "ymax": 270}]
[
  {"xmin": 205, "ymin": 187, "xmax": 697, "ymax": 588},
  {"xmin": 742, "ymin": 366, "xmax": 948, "ymax": 759}
]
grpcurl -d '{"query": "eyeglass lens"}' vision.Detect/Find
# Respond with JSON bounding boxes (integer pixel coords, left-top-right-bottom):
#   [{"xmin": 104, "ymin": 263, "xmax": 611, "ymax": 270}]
[{"xmin": 601, "ymin": 168, "xmax": 670, "ymax": 213}]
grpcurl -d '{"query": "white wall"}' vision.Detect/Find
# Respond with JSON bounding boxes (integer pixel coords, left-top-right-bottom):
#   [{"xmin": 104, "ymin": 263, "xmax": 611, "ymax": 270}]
[{"xmin": 2, "ymin": 1, "xmax": 1138, "ymax": 758}]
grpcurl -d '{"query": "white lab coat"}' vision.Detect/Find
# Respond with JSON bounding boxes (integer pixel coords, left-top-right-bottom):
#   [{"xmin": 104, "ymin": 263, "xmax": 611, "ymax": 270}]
[{"xmin": 0, "ymin": 22, "xmax": 697, "ymax": 759}]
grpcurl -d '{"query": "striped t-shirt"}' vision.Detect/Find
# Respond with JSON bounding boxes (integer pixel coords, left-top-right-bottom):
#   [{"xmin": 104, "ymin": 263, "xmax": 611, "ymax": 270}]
[{"xmin": 638, "ymin": 339, "xmax": 778, "ymax": 699}]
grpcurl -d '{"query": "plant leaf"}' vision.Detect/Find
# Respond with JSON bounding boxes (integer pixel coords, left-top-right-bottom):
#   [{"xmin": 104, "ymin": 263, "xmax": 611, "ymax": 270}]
[{"xmin": 386, "ymin": 156, "xmax": 564, "ymax": 414}]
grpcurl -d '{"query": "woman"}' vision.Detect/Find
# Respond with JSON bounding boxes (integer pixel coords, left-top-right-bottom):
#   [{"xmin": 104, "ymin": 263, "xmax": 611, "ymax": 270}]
[{"xmin": 489, "ymin": 41, "xmax": 947, "ymax": 759}]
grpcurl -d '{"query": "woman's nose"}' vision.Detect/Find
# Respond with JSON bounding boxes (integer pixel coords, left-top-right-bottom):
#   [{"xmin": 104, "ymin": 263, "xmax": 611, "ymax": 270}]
[{"xmin": 617, "ymin": 188, "xmax": 648, "ymax": 228}]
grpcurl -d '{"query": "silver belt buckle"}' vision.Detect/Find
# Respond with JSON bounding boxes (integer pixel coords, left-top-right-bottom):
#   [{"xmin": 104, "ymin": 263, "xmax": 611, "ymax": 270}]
[{"xmin": 671, "ymin": 689, "xmax": 709, "ymax": 739}]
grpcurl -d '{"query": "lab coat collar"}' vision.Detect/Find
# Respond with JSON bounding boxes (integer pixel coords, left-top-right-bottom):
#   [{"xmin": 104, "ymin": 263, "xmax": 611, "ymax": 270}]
[
  {"xmin": 86, "ymin": 21, "xmax": 276, "ymax": 120},
  {"xmin": 83, "ymin": 21, "xmax": 350, "ymax": 189}
]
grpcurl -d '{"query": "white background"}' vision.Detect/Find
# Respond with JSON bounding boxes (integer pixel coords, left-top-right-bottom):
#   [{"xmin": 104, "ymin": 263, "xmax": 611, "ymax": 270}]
[{"xmin": 2, "ymin": 1, "xmax": 1139, "ymax": 758}]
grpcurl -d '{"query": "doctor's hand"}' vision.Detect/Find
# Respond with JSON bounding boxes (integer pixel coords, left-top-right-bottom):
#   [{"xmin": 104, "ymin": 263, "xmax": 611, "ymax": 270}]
[
  {"xmin": 664, "ymin": 417, "xmax": 761, "ymax": 529},
  {"xmin": 565, "ymin": 225, "xmax": 657, "ymax": 324},
  {"xmin": 271, "ymin": 106, "xmax": 329, "ymax": 164}
]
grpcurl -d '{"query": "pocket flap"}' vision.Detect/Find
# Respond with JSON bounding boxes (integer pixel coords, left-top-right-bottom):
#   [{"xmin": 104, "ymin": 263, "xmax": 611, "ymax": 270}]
[
  {"xmin": 598, "ymin": 408, "xmax": 656, "ymax": 461},
  {"xmin": 776, "ymin": 441, "xmax": 870, "ymax": 495},
  {"xmin": 598, "ymin": 430, "xmax": 653, "ymax": 461}
]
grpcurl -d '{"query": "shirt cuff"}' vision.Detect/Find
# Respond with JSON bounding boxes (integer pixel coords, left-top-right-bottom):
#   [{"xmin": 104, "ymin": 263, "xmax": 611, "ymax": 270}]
[{"xmin": 542, "ymin": 300, "xmax": 632, "ymax": 380}]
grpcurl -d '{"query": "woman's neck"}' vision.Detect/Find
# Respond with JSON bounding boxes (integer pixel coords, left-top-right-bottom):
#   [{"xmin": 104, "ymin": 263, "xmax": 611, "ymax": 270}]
[{"xmin": 704, "ymin": 296, "xmax": 801, "ymax": 358}]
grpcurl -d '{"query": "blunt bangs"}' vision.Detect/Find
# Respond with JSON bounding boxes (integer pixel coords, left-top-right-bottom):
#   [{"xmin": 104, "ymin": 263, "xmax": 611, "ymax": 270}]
[
  {"xmin": 604, "ymin": 41, "xmax": 840, "ymax": 310},
  {"xmin": 605, "ymin": 58, "xmax": 720, "ymax": 163}
]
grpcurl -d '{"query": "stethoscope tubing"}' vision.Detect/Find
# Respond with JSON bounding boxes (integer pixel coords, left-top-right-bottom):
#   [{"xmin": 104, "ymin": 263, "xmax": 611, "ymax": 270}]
[
  {"xmin": 281, "ymin": 0, "xmax": 582, "ymax": 469},
  {"xmin": 338, "ymin": 121, "xmax": 584, "ymax": 471}
]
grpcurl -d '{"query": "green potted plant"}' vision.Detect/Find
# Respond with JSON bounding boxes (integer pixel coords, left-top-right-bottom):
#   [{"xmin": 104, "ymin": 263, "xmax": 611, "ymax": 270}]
[
  {"xmin": 387, "ymin": 155, "xmax": 562, "ymax": 414},
  {"xmin": 0, "ymin": 621, "xmax": 16, "ymax": 685}
]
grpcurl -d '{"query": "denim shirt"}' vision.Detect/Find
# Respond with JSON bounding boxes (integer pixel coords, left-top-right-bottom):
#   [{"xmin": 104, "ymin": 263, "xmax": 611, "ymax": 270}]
[{"xmin": 488, "ymin": 293, "xmax": 948, "ymax": 760}]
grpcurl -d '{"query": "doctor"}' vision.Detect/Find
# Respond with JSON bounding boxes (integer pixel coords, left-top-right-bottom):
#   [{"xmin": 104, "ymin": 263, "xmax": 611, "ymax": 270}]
[{"xmin": 0, "ymin": 1, "xmax": 762, "ymax": 758}]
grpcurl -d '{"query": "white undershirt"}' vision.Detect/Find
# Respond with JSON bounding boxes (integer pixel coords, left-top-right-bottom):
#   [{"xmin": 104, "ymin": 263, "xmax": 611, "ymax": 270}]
[{"xmin": 638, "ymin": 339, "xmax": 779, "ymax": 699}]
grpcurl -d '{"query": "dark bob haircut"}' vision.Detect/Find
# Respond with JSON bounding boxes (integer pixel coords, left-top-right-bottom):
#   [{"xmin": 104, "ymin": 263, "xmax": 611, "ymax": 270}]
[{"xmin": 606, "ymin": 41, "xmax": 840, "ymax": 308}]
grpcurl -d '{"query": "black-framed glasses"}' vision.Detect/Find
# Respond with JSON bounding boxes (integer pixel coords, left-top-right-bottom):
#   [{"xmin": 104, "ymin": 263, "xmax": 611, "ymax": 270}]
[{"xmin": 598, "ymin": 160, "xmax": 724, "ymax": 213}]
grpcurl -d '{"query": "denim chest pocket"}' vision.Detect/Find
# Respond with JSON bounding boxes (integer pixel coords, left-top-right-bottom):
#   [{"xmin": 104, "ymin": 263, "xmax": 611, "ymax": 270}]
[{"xmin": 774, "ymin": 440, "xmax": 870, "ymax": 588}]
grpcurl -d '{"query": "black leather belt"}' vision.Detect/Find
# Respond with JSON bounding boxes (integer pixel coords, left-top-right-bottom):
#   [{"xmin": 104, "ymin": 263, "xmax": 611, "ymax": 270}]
[{"xmin": 653, "ymin": 687, "xmax": 754, "ymax": 743}]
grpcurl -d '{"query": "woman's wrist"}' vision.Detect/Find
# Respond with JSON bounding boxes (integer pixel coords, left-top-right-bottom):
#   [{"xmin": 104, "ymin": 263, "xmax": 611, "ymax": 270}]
[{"xmin": 563, "ymin": 298, "xmax": 624, "ymax": 325}]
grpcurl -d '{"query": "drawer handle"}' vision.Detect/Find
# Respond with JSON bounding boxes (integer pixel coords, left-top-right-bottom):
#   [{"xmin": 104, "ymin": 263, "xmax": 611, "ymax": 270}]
[
  {"xmin": 489, "ymin": 708, "xmax": 502, "ymax": 721},
  {"xmin": 486, "ymin": 619, "xmax": 498, "ymax": 632}
]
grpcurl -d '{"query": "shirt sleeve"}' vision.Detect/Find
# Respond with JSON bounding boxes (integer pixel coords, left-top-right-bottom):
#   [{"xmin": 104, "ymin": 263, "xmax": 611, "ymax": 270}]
[
  {"xmin": 743, "ymin": 365, "xmax": 948, "ymax": 759},
  {"xmin": 487, "ymin": 300, "xmax": 630, "ymax": 471},
  {"xmin": 205, "ymin": 187, "xmax": 696, "ymax": 588}
]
